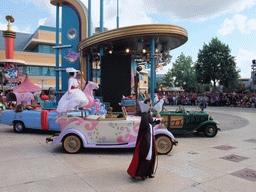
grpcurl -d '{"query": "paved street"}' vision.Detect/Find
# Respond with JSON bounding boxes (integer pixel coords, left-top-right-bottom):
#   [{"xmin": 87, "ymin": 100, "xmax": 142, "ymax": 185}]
[{"xmin": 0, "ymin": 106, "xmax": 256, "ymax": 191}]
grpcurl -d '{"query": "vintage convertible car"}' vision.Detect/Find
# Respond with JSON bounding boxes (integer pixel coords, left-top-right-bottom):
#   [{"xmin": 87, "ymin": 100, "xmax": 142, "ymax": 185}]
[
  {"xmin": 46, "ymin": 107, "xmax": 178, "ymax": 155},
  {"xmin": 0, "ymin": 100, "xmax": 106, "ymax": 133},
  {"xmin": 0, "ymin": 106, "xmax": 82, "ymax": 133},
  {"xmin": 153, "ymin": 105, "xmax": 220, "ymax": 137}
]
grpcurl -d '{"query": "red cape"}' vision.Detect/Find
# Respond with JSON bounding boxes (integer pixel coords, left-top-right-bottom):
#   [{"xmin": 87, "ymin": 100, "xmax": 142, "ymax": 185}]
[{"xmin": 127, "ymin": 139, "xmax": 142, "ymax": 177}]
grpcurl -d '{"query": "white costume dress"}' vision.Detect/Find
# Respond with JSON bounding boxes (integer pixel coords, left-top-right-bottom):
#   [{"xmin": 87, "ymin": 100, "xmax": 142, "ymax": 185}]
[{"xmin": 57, "ymin": 76, "xmax": 88, "ymax": 113}]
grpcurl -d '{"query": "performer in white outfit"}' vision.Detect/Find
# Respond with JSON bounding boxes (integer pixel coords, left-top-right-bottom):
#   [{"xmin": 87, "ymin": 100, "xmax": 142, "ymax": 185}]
[{"xmin": 57, "ymin": 68, "xmax": 88, "ymax": 114}]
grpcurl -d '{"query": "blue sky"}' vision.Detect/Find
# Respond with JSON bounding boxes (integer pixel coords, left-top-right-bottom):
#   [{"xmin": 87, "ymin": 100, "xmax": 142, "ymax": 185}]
[{"xmin": 1, "ymin": 0, "xmax": 256, "ymax": 78}]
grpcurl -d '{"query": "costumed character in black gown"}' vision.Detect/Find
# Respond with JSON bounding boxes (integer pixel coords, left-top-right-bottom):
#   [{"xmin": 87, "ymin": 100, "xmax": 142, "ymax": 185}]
[{"xmin": 127, "ymin": 100, "xmax": 160, "ymax": 180}]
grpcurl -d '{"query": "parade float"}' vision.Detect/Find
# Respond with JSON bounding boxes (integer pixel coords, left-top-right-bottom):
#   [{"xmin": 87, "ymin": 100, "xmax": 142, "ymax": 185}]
[
  {"xmin": 152, "ymin": 105, "xmax": 220, "ymax": 137},
  {"xmin": 0, "ymin": 80, "xmax": 103, "ymax": 133},
  {"xmin": 0, "ymin": 0, "xmax": 191, "ymax": 155},
  {"xmin": 151, "ymin": 95, "xmax": 220, "ymax": 137},
  {"xmin": 46, "ymin": 106, "xmax": 178, "ymax": 155}
]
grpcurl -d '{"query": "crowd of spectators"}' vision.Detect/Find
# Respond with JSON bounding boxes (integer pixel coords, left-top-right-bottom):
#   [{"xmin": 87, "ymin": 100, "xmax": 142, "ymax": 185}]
[{"xmin": 156, "ymin": 91, "xmax": 256, "ymax": 108}]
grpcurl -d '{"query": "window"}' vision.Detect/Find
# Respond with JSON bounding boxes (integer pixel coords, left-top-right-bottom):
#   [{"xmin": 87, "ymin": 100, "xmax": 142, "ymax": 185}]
[
  {"xmin": 25, "ymin": 66, "xmax": 56, "ymax": 76},
  {"xmin": 22, "ymin": 66, "xmax": 27, "ymax": 75},
  {"xmin": 31, "ymin": 46, "xmax": 39, "ymax": 52},
  {"xmin": 42, "ymin": 67, "xmax": 51, "ymax": 76},
  {"xmin": 50, "ymin": 68, "xmax": 57, "ymax": 76},
  {"xmin": 50, "ymin": 46, "xmax": 55, "ymax": 54},
  {"xmin": 27, "ymin": 67, "xmax": 40, "ymax": 76}
]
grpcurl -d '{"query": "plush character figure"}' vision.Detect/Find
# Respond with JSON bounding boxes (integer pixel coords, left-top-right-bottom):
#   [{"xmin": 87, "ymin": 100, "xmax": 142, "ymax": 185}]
[{"xmin": 105, "ymin": 107, "xmax": 117, "ymax": 118}]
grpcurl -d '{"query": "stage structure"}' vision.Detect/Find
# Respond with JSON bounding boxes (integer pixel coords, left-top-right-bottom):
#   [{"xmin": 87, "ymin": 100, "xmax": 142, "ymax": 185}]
[{"xmin": 51, "ymin": 0, "xmax": 188, "ymax": 111}]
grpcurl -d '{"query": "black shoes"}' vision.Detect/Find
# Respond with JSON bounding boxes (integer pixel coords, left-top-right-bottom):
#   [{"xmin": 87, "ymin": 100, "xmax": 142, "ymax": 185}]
[{"xmin": 140, "ymin": 175, "xmax": 154, "ymax": 180}]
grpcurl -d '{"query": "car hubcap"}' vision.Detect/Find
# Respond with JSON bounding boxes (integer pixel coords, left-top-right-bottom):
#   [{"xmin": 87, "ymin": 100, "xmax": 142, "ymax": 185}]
[
  {"xmin": 16, "ymin": 124, "xmax": 22, "ymax": 131},
  {"xmin": 67, "ymin": 139, "xmax": 78, "ymax": 150},
  {"xmin": 208, "ymin": 128, "xmax": 213, "ymax": 133},
  {"xmin": 158, "ymin": 140, "xmax": 168, "ymax": 150}
]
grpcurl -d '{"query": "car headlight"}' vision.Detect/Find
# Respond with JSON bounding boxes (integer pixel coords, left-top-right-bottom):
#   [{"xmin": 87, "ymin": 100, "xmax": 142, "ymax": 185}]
[{"xmin": 209, "ymin": 116, "xmax": 213, "ymax": 120}]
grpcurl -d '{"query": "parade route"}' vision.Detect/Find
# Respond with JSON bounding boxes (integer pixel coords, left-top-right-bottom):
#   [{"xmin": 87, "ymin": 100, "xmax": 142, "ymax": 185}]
[{"xmin": 0, "ymin": 106, "xmax": 256, "ymax": 192}]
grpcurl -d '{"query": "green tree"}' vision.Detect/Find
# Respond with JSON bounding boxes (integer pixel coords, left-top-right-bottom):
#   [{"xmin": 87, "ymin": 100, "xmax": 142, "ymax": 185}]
[
  {"xmin": 196, "ymin": 37, "xmax": 240, "ymax": 91},
  {"xmin": 162, "ymin": 71, "xmax": 174, "ymax": 87},
  {"xmin": 169, "ymin": 52, "xmax": 197, "ymax": 92}
]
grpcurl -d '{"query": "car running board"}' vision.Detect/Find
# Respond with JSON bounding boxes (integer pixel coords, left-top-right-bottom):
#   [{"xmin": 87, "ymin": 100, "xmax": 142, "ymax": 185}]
[{"xmin": 96, "ymin": 143, "xmax": 129, "ymax": 146}]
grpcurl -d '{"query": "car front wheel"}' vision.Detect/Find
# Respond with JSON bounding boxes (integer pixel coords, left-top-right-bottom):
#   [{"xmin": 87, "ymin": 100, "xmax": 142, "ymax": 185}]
[
  {"xmin": 62, "ymin": 135, "xmax": 82, "ymax": 154},
  {"xmin": 13, "ymin": 121, "xmax": 25, "ymax": 133},
  {"xmin": 155, "ymin": 135, "xmax": 173, "ymax": 155},
  {"xmin": 203, "ymin": 124, "xmax": 218, "ymax": 137}
]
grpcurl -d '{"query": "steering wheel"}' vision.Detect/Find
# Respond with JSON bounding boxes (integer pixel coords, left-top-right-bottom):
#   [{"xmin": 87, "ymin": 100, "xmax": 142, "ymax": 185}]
[
  {"xmin": 181, "ymin": 106, "xmax": 185, "ymax": 113},
  {"xmin": 175, "ymin": 105, "xmax": 185, "ymax": 113},
  {"xmin": 175, "ymin": 105, "xmax": 181, "ymax": 113},
  {"xmin": 122, "ymin": 107, "xmax": 127, "ymax": 119}
]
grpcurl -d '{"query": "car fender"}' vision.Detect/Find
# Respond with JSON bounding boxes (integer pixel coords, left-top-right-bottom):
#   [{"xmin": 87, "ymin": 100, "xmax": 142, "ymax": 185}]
[
  {"xmin": 154, "ymin": 128, "xmax": 176, "ymax": 140},
  {"xmin": 51, "ymin": 128, "xmax": 88, "ymax": 146},
  {"xmin": 0, "ymin": 110, "xmax": 15, "ymax": 125},
  {"xmin": 197, "ymin": 120, "xmax": 219, "ymax": 130}
]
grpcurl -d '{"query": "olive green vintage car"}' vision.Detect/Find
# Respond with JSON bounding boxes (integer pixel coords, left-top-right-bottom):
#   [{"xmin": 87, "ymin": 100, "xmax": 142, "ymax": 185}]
[{"xmin": 153, "ymin": 106, "xmax": 220, "ymax": 137}]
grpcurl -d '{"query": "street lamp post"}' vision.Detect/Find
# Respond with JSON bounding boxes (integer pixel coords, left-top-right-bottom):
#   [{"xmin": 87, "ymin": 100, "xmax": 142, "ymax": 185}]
[
  {"xmin": 175, "ymin": 80, "xmax": 186, "ymax": 87},
  {"xmin": 249, "ymin": 79, "xmax": 253, "ymax": 93},
  {"xmin": 172, "ymin": 76, "xmax": 176, "ymax": 87},
  {"xmin": 37, "ymin": 80, "xmax": 48, "ymax": 92},
  {"xmin": 41, "ymin": 80, "xmax": 44, "ymax": 91},
  {"xmin": 252, "ymin": 60, "xmax": 256, "ymax": 93}
]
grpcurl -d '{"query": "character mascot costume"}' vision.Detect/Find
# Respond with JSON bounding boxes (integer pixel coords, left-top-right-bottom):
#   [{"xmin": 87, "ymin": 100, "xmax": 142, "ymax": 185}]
[{"xmin": 127, "ymin": 100, "xmax": 160, "ymax": 180}]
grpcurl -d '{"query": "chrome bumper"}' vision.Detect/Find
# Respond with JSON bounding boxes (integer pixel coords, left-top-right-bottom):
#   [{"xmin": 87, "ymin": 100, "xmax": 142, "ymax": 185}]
[{"xmin": 173, "ymin": 139, "xmax": 178, "ymax": 146}]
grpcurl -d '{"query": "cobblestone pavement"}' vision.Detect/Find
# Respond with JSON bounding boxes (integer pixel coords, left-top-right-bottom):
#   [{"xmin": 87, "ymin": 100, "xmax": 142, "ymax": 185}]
[{"xmin": 0, "ymin": 106, "xmax": 256, "ymax": 192}]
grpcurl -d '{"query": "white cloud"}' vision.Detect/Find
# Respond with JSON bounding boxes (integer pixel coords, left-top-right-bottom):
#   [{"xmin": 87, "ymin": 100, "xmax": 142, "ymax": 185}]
[
  {"xmin": 218, "ymin": 18, "xmax": 236, "ymax": 36},
  {"xmin": 235, "ymin": 49, "xmax": 256, "ymax": 78},
  {"xmin": 21, "ymin": 0, "xmax": 151, "ymax": 31},
  {"xmin": 37, "ymin": 17, "xmax": 56, "ymax": 27},
  {"xmin": 23, "ymin": 0, "xmax": 58, "ymax": 27},
  {"xmin": 231, "ymin": 0, "xmax": 256, "ymax": 12},
  {"xmin": 0, "ymin": 23, "xmax": 32, "ymax": 33},
  {"xmin": 24, "ymin": 0, "xmax": 256, "ymax": 32},
  {"xmin": 38, "ymin": 18, "xmax": 48, "ymax": 26},
  {"xmin": 218, "ymin": 14, "xmax": 256, "ymax": 35},
  {"xmin": 80, "ymin": 0, "xmax": 256, "ymax": 29},
  {"xmin": 80, "ymin": 0, "xmax": 152, "ymax": 31},
  {"xmin": 0, "ymin": 23, "xmax": 7, "ymax": 31},
  {"xmin": 141, "ymin": 0, "xmax": 256, "ymax": 22},
  {"xmin": 13, "ymin": 25, "xmax": 30, "ymax": 33},
  {"xmin": 22, "ymin": 0, "xmax": 256, "ymax": 31}
]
